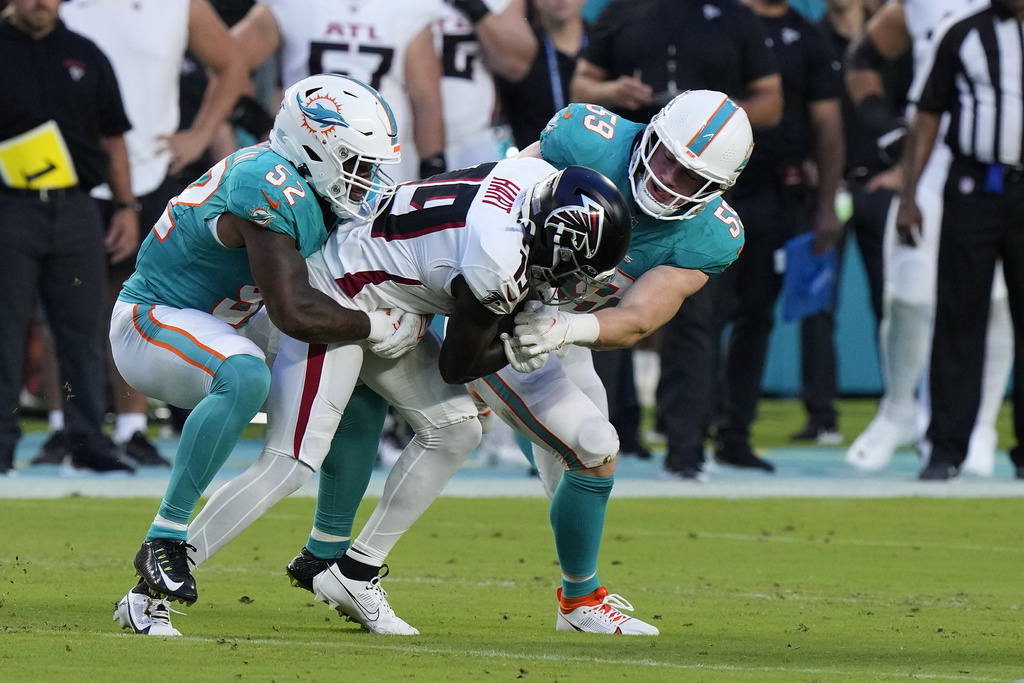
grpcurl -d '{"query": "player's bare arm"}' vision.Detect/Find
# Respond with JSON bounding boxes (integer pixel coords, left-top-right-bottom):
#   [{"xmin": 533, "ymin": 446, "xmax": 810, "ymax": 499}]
[
  {"xmin": 160, "ymin": 0, "xmax": 248, "ymax": 175},
  {"xmin": 569, "ymin": 59, "xmax": 653, "ymax": 111},
  {"xmin": 894, "ymin": 109, "xmax": 941, "ymax": 246},
  {"xmin": 473, "ymin": 0, "xmax": 537, "ymax": 82},
  {"xmin": 591, "ymin": 265, "xmax": 707, "ymax": 349},
  {"xmin": 219, "ymin": 213, "xmax": 372, "ymax": 343},
  {"xmin": 438, "ymin": 276, "xmax": 512, "ymax": 384},
  {"xmin": 230, "ymin": 3, "xmax": 283, "ymax": 75},
  {"xmin": 734, "ymin": 74, "xmax": 784, "ymax": 128},
  {"xmin": 405, "ymin": 26, "xmax": 446, "ymax": 165},
  {"xmin": 845, "ymin": 1, "xmax": 910, "ymax": 105},
  {"xmin": 513, "ymin": 265, "xmax": 708, "ymax": 355},
  {"xmin": 101, "ymin": 134, "xmax": 140, "ymax": 264},
  {"xmin": 809, "ymin": 97, "xmax": 845, "ymax": 255}
]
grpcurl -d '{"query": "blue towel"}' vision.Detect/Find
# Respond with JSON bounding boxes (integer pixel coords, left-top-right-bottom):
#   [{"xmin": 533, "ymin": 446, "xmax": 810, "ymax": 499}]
[{"xmin": 781, "ymin": 232, "xmax": 837, "ymax": 323}]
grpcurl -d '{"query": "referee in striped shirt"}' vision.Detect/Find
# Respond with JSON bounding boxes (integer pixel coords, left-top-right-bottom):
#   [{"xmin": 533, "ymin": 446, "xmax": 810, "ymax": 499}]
[{"xmin": 896, "ymin": 0, "xmax": 1024, "ymax": 480}]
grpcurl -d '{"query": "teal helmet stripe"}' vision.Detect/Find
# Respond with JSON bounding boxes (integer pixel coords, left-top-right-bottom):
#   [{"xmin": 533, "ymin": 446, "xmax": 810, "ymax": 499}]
[{"xmin": 685, "ymin": 97, "xmax": 738, "ymax": 157}]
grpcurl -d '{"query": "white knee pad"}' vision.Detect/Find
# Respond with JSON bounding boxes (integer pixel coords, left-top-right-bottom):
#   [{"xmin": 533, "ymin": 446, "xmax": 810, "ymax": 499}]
[{"xmin": 576, "ymin": 417, "xmax": 619, "ymax": 467}]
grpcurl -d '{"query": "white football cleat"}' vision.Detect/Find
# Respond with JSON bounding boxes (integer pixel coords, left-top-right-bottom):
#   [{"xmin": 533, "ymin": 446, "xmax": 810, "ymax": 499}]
[
  {"xmin": 312, "ymin": 564, "xmax": 419, "ymax": 635},
  {"xmin": 114, "ymin": 582, "xmax": 182, "ymax": 636},
  {"xmin": 845, "ymin": 406, "xmax": 919, "ymax": 472},
  {"xmin": 962, "ymin": 424, "xmax": 997, "ymax": 477},
  {"xmin": 556, "ymin": 587, "xmax": 659, "ymax": 635}
]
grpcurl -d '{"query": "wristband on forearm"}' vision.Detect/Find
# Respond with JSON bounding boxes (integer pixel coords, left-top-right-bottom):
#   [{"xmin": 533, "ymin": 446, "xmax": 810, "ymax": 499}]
[
  {"xmin": 570, "ymin": 313, "xmax": 601, "ymax": 346},
  {"xmin": 447, "ymin": 0, "xmax": 490, "ymax": 24},
  {"xmin": 419, "ymin": 152, "xmax": 447, "ymax": 179}
]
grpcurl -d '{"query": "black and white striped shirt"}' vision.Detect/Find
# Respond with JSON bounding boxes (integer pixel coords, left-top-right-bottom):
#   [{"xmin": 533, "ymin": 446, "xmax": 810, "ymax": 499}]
[{"xmin": 915, "ymin": 4, "xmax": 1024, "ymax": 166}]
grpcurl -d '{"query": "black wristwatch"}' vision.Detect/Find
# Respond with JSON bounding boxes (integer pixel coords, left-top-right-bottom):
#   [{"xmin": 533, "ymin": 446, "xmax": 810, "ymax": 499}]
[{"xmin": 112, "ymin": 199, "xmax": 143, "ymax": 213}]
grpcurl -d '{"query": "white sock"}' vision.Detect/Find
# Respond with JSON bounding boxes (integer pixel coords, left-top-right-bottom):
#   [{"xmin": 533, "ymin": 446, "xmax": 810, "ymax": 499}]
[
  {"xmin": 533, "ymin": 444, "xmax": 564, "ymax": 499},
  {"xmin": 977, "ymin": 295, "xmax": 1014, "ymax": 430},
  {"xmin": 48, "ymin": 411, "xmax": 64, "ymax": 432},
  {"xmin": 879, "ymin": 296, "xmax": 933, "ymax": 422},
  {"xmin": 187, "ymin": 449, "xmax": 313, "ymax": 567},
  {"xmin": 114, "ymin": 412, "xmax": 148, "ymax": 444}
]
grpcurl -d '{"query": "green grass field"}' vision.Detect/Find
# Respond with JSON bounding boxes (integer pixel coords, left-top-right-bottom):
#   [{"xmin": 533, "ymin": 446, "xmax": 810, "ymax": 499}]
[{"xmin": 3, "ymin": 495, "xmax": 1024, "ymax": 682}]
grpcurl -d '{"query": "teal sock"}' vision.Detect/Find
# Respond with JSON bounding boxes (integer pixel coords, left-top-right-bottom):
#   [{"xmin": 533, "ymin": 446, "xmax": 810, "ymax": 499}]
[
  {"xmin": 306, "ymin": 385, "xmax": 389, "ymax": 559},
  {"xmin": 146, "ymin": 355, "xmax": 270, "ymax": 542},
  {"xmin": 550, "ymin": 470, "xmax": 613, "ymax": 598}
]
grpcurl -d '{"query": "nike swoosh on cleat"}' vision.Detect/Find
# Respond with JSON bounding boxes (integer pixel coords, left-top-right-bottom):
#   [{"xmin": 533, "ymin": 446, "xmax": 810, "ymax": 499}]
[
  {"xmin": 120, "ymin": 600, "xmax": 150, "ymax": 634},
  {"xmin": 156, "ymin": 563, "xmax": 184, "ymax": 592},
  {"xmin": 342, "ymin": 583, "xmax": 379, "ymax": 622}
]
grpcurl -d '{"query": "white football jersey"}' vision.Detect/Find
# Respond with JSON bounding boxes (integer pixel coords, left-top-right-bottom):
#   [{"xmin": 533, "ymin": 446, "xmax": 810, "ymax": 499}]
[
  {"xmin": 61, "ymin": 0, "xmax": 190, "ymax": 197},
  {"xmin": 903, "ymin": 0, "xmax": 989, "ymax": 69},
  {"xmin": 308, "ymin": 156, "xmax": 555, "ymax": 317},
  {"xmin": 433, "ymin": 0, "xmax": 513, "ymax": 156},
  {"xmin": 262, "ymin": 0, "xmax": 446, "ymax": 183}
]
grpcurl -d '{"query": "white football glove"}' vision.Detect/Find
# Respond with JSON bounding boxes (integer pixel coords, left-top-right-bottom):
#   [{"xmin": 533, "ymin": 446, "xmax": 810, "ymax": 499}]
[
  {"xmin": 366, "ymin": 309, "xmax": 428, "ymax": 359},
  {"xmin": 501, "ymin": 332, "xmax": 549, "ymax": 373},
  {"xmin": 513, "ymin": 306, "xmax": 601, "ymax": 356}
]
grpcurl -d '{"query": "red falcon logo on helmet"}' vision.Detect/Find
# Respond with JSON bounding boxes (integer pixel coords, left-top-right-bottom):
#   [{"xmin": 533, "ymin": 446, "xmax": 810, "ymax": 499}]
[{"xmin": 545, "ymin": 195, "xmax": 605, "ymax": 259}]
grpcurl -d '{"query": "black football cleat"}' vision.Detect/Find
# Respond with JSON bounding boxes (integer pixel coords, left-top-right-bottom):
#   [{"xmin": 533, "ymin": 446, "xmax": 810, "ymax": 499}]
[
  {"xmin": 134, "ymin": 539, "xmax": 197, "ymax": 604},
  {"xmin": 286, "ymin": 547, "xmax": 336, "ymax": 593}
]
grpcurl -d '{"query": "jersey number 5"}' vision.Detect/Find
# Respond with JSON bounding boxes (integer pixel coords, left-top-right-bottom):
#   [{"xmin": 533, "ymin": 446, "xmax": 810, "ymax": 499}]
[{"xmin": 714, "ymin": 202, "xmax": 743, "ymax": 238}]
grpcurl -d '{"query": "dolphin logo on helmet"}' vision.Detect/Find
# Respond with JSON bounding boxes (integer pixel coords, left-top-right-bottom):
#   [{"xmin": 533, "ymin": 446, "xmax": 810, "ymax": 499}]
[{"xmin": 298, "ymin": 96, "xmax": 351, "ymax": 131}]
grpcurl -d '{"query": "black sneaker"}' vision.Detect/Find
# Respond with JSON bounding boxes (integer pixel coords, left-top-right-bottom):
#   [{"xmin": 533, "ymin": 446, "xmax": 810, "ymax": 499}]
[
  {"xmin": 31, "ymin": 430, "xmax": 72, "ymax": 465},
  {"xmin": 918, "ymin": 459, "xmax": 957, "ymax": 481},
  {"xmin": 0, "ymin": 444, "xmax": 12, "ymax": 475},
  {"xmin": 122, "ymin": 431, "xmax": 171, "ymax": 467},
  {"xmin": 69, "ymin": 438, "xmax": 136, "ymax": 473},
  {"xmin": 286, "ymin": 547, "xmax": 336, "ymax": 593},
  {"xmin": 664, "ymin": 446, "xmax": 705, "ymax": 480},
  {"xmin": 134, "ymin": 539, "xmax": 198, "ymax": 604},
  {"xmin": 715, "ymin": 443, "xmax": 775, "ymax": 472}
]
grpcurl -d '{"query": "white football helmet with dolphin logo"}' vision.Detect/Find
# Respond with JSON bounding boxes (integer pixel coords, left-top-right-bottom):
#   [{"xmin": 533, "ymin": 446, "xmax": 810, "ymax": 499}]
[{"xmin": 270, "ymin": 73, "xmax": 401, "ymax": 221}]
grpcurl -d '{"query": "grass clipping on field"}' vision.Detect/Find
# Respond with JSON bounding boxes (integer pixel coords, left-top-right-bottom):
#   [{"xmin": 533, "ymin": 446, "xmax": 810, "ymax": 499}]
[{"xmin": 1, "ymin": 496, "xmax": 1023, "ymax": 682}]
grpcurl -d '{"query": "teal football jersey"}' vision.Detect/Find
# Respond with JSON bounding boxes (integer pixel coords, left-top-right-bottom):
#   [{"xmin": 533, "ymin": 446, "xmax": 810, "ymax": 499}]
[
  {"xmin": 539, "ymin": 103, "xmax": 744, "ymax": 279},
  {"xmin": 119, "ymin": 144, "xmax": 332, "ymax": 326}
]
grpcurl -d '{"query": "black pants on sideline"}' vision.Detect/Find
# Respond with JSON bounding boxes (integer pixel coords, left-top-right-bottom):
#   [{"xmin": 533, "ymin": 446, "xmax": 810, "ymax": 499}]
[
  {"xmin": 658, "ymin": 184, "xmax": 804, "ymax": 467},
  {"xmin": 591, "ymin": 348, "xmax": 643, "ymax": 452},
  {"xmin": 927, "ymin": 158, "xmax": 1024, "ymax": 467},
  {"xmin": 0, "ymin": 190, "xmax": 109, "ymax": 454},
  {"xmin": 798, "ymin": 179, "xmax": 892, "ymax": 427}
]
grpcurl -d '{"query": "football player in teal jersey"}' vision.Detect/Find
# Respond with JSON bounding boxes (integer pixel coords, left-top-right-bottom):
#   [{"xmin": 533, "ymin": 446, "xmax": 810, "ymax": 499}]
[
  {"xmin": 110, "ymin": 74, "xmax": 426, "ymax": 635},
  {"xmin": 267, "ymin": 90, "xmax": 754, "ymax": 636}
]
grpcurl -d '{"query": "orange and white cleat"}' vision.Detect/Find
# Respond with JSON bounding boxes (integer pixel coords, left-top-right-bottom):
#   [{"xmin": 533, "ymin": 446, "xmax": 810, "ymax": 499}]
[{"xmin": 555, "ymin": 587, "xmax": 659, "ymax": 635}]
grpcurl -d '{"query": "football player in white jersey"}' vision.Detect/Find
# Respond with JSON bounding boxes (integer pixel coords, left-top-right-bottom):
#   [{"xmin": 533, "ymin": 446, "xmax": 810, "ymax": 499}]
[
  {"xmin": 274, "ymin": 91, "xmax": 753, "ymax": 638},
  {"xmin": 123, "ymin": 162, "xmax": 632, "ymax": 636},
  {"xmin": 232, "ymin": 0, "xmax": 448, "ymax": 184},
  {"xmin": 843, "ymin": 0, "xmax": 1010, "ymax": 477},
  {"xmin": 434, "ymin": 0, "xmax": 537, "ymax": 167}
]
